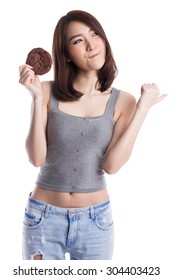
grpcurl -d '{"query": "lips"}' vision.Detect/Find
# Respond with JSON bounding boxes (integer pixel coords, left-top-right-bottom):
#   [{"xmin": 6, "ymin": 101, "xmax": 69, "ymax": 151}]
[{"xmin": 89, "ymin": 52, "xmax": 100, "ymax": 58}]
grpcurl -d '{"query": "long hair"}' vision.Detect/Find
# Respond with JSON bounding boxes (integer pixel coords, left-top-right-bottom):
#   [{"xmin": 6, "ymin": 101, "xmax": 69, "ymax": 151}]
[{"xmin": 52, "ymin": 10, "xmax": 118, "ymax": 101}]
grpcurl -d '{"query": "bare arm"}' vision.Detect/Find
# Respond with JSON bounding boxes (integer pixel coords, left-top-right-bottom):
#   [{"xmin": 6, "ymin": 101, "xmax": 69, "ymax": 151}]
[
  {"xmin": 25, "ymin": 86, "xmax": 48, "ymax": 167},
  {"xmin": 19, "ymin": 65, "xmax": 50, "ymax": 166},
  {"xmin": 103, "ymin": 83, "xmax": 167, "ymax": 174}
]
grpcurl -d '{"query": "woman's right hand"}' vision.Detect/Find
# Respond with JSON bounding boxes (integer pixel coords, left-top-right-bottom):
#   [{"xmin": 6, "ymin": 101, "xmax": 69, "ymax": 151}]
[{"xmin": 19, "ymin": 65, "xmax": 42, "ymax": 99}]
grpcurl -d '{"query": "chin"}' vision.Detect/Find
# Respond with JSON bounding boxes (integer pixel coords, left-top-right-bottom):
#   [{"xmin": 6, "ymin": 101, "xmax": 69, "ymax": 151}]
[{"xmin": 93, "ymin": 62, "xmax": 105, "ymax": 71}]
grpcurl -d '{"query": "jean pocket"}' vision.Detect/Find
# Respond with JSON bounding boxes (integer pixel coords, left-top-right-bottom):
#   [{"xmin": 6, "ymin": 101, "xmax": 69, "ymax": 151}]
[
  {"xmin": 23, "ymin": 207, "xmax": 44, "ymax": 228},
  {"xmin": 92, "ymin": 206, "xmax": 114, "ymax": 231}
]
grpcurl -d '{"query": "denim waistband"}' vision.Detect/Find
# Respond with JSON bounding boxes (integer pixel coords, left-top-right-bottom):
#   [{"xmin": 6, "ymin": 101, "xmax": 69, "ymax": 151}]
[{"xmin": 27, "ymin": 195, "xmax": 110, "ymax": 217}]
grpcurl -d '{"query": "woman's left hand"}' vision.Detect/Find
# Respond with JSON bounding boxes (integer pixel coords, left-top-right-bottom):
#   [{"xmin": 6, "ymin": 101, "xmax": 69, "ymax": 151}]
[{"xmin": 138, "ymin": 83, "xmax": 167, "ymax": 112}]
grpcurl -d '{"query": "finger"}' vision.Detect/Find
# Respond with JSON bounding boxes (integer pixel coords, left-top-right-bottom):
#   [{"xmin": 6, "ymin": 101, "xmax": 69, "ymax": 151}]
[
  {"xmin": 141, "ymin": 83, "xmax": 151, "ymax": 89},
  {"xmin": 141, "ymin": 83, "xmax": 160, "ymax": 93},
  {"xmin": 141, "ymin": 83, "xmax": 149, "ymax": 92},
  {"xmin": 147, "ymin": 83, "xmax": 157, "ymax": 88},
  {"xmin": 158, "ymin": 94, "xmax": 168, "ymax": 102},
  {"xmin": 151, "ymin": 83, "xmax": 158, "ymax": 87},
  {"xmin": 19, "ymin": 68, "xmax": 33, "ymax": 81},
  {"xmin": 20, "ymin": 67, "xmax": 34, "ymax": 78},
  {"xmin": 19, "ymin": 64, "xmax": 33, "ymax": 75},
  {"xmin": 19, "ymin": 75, "xmax": 35, "ymax": 87},
  {"xmin": 19, "ymin": 68, "xmax": 35, "ymax": 80},
  {"xmin": 19, "ymin": 70, "xmax": 35, "ymax": 85},
  {"xmin": 19, "ymin": 74, "xmax": 30, "ymax": 85}
]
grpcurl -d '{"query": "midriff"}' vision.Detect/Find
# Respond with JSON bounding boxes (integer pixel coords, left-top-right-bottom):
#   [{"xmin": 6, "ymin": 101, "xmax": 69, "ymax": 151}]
[{"xmin": 31, "ymin": 185, "xmax": 109, "ymax": 208}]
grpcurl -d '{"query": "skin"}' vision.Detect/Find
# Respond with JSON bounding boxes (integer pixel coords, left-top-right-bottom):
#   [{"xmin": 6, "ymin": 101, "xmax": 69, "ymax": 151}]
[{"xmin": 19, "ymin": 21, "xmax": 167, "ymax": 209}]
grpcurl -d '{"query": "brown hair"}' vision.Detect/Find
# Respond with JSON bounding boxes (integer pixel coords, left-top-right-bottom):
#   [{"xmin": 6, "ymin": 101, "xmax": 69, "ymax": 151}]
[{"xmin": 52, "ymin": 10, "xmax": 118, "ymax": 101}]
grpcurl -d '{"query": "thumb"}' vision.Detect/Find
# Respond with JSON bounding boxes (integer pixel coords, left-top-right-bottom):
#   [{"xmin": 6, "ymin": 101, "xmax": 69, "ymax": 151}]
[{"xmin": 158, "ymin": 94, "xmax": 168, "ymax": 103}]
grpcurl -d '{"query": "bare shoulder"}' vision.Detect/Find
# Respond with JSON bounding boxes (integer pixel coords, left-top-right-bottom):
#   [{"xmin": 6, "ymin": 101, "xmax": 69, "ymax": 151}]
[
  {"xmin": 118, "ymin": 90, "xmax": 136, "ymax": 106},
  {"xmin": 118, "ymin": 90, "xmax": 136, "ymax": 113},
  {"xmin": 114, "ymin": 90, "xmax": 136, "ymax": 121}
]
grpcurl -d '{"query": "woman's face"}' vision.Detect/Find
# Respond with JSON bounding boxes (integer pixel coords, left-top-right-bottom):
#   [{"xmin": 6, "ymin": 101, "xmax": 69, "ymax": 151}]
[{"xmin": 65, "ymin": 21, "xmax": 106, "ymax": 72}]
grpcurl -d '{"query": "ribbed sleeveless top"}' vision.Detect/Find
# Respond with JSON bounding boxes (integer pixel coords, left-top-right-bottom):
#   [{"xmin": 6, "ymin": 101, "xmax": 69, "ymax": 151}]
[{"xmin": 36, "ymin": 87, "xmax": 120, "ymax": 192}]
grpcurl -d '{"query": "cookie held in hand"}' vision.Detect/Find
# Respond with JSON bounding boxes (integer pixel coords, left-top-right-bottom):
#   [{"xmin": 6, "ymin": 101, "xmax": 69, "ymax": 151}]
[{"xmin": 26, "ymin": 48, "xmax": 52, "ymax": 75}]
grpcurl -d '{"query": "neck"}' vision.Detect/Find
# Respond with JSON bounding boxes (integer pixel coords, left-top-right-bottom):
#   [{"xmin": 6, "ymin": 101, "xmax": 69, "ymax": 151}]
[{"xmin": 74, "ymin": 71, "xmax": 100, "ymax": 96}]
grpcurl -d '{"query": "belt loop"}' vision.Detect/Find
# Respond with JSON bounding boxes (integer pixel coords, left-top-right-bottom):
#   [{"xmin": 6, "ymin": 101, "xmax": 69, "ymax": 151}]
[
  {"xmin": 44, "ymin": 204, "xmax": 50, "ymax": 218},
  {"xmin": 89, "ymin": 206, "xmax": 95, "ymax": 219}
]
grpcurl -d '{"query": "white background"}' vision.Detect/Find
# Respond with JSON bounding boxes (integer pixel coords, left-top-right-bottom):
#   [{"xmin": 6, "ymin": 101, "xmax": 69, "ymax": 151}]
[{"xmin": 1, "ymin": 0, "xmax": 172, "ymax": 278}]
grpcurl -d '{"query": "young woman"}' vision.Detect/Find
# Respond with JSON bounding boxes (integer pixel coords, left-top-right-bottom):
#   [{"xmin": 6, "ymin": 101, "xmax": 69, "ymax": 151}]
[{"xmin": 19, "ymin": 10, "xmax": 166, "ymax": 260}]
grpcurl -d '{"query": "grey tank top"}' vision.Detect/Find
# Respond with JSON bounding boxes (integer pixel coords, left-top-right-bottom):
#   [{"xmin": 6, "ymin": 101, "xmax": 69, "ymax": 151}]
[{"xmin": 36, "ymin": 87, "xmax": 120, "ymax": 193}]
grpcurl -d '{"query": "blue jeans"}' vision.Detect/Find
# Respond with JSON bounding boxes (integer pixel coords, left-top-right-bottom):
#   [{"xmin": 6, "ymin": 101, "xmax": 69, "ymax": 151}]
[{"xmin": 22, "ymin": 196, "xmax": 114, "ymax": 260}]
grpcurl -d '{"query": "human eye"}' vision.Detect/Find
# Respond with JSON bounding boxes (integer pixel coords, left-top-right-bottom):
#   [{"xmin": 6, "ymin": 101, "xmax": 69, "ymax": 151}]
[
  {"xmin": 73, "ymin": 38, "xmax": 83, "ymax": 45},
  {"xmin": 92, "ymin": 31, "xmax": 98, "ymax": 37}
]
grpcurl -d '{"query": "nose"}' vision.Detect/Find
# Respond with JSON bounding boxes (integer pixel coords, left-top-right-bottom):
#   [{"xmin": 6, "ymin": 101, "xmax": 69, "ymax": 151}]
[{"xmin": 86, "ymin": 39, "xmax": 96, "ymax": 51}]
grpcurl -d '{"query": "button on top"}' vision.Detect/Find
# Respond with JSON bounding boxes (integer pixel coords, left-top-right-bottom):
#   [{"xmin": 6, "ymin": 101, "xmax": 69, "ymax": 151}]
[{"xmin": 69, "ymin": 210, "xmax": 76, "ymax": 215}]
